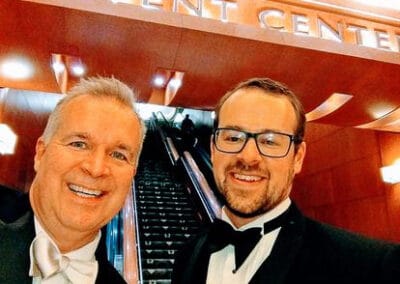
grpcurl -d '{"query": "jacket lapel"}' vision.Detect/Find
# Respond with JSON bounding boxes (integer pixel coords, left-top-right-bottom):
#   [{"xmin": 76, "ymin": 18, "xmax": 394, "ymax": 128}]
[{"xmin": 250, "ymin": 204, "xmax": 305, "ymax": 284}]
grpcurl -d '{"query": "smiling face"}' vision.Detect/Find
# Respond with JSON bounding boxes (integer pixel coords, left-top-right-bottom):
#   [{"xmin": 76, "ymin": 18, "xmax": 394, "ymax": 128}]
[
  {"xmin": 211, "ymin": 88, "xmax": 306, "ymax": 226},
  {"xmin": 30, "ymin": 95, "xmax": 142, "ymax": 250}
]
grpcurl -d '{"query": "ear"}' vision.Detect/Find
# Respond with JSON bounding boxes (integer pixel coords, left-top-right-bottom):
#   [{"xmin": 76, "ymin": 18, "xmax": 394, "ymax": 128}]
[
  {"xmin": 210, "ymin": 134, "xmax": 215, "ymax": 162},
  {"xmin": 293, "ymin": 141, "xmax": 306, "ymax": 174},
  {"xmin": 34, "ymin": 137, "xmax": 46, "ymax": 172}
]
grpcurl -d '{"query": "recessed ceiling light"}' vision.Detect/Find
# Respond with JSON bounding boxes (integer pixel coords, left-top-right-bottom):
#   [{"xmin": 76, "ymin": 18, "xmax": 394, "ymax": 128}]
[
  {"xmin": 0, "ymin": 56, "xmax": 34, "ymax": 80},
  {"xmin": 153, "ymin": 76, "xmax": 165, "ymax": 87},
  {"xmin": 70, "ymin": 63, "xmax": 85, "ymax": 76}
]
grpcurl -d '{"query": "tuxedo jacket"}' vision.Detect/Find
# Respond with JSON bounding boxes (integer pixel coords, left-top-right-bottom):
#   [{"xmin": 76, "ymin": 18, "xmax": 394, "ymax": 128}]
[
  {"xmin": 0, "ymin": 188, "xmax": 126, "ymax": 284},
  {"xmin": 172, "ymin": 203, "xmax": 399, "ymax": 284}
]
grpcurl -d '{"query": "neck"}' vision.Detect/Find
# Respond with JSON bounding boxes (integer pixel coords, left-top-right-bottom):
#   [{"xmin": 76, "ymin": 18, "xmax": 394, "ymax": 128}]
[
  {"xmin": 224, "ymin": 208, "xmax": 262, "ymax": 229},
  {"xmin": 49, "ymin": 227, "xmax": 98, "ymax": 253},
  {"xmin": 35, "ymin": 216, "xmax": 98, "ymax": 253},
  {"xmin": 29, "ymin": 190, "xmax": 98, "ymax": 253},
  {"xmin": 224, "ymin": 199, "xmax": 292, "ymax": 229}
]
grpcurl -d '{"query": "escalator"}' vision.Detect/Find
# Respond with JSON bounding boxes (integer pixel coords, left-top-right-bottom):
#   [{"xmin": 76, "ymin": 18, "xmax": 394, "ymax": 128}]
[
  {"xmin": 106, "ymin": 117, "xmax": 221, "ymax": 283},
  {"xmin": 134, "ymin": 127, "xmax": 202, "ymax": 284}
]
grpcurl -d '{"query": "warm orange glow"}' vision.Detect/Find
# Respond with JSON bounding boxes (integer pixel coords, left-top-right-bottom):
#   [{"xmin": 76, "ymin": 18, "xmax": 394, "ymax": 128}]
[
  {"xmin": 356, "ymin": 107, "xmax": 400, "ymax": 132},
  {"xmin": 381, "ymin": 159, "xmax": 400, "ymax": 184}
]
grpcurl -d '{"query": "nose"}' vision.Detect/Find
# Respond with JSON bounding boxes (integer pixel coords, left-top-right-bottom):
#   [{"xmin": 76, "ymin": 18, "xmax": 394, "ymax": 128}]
[
  {"xmin": 236, "ymin": 138, "xmax": 263, "ymax": 165},
  {"xmin": 81, "ymin": 149, "xmax": 110, "ymax": 177}
]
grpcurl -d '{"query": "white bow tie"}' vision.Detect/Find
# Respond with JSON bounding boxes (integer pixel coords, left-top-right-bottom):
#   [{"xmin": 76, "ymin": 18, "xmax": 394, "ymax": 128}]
[{"xmin": 30, "ymin": 234, "xmax": 98, "ymax": 283}]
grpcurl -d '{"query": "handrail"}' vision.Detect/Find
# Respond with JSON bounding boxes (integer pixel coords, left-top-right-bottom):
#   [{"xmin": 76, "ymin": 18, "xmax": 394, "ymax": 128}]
[
  {"xmin": 151, "ymin": 114, "xmax": 181, "ymax": 166},
  {"xmin": 181, "ymin": 151, "xmax": 222, "ymax": 222},
  {"xmin": 155, "ymin": 111, "xmax": 170, "ymax": 127},
  {"xmin": 152, "ymin": 113, "xmax": 167, "ymax": 141},
  {"xmin": 166, "ymin": 137, "xmax": 180, "ymax": 165},
  {"xmin": 122, "ymin": 183, "xmax": 141, "ymax": 284}
]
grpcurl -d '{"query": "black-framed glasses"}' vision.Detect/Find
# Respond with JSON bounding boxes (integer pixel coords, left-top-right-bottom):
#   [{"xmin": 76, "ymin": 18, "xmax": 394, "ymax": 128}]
[{"xmin": 213, "ymin": 128, "xmax": 301, "ymax": 158}]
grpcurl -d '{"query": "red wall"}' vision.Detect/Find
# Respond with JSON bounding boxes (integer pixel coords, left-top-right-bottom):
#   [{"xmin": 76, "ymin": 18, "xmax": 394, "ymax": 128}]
[
  {"xmin": 292, "ymin": 122, "xmax": 400, "ymax": 242},
  {"xmin": 0, "ymin": 89, "xmax": 57, "ymax": 192}
]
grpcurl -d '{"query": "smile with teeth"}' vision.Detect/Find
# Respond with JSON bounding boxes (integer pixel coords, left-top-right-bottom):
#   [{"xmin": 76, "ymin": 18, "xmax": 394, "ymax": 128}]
[
  {"xmin": 233, "ymin": 173, "xmax": 262, "ymax": 182},
  {"xmin": 69, "ymin": 184, "xmax": 103, "ymax": 198}
]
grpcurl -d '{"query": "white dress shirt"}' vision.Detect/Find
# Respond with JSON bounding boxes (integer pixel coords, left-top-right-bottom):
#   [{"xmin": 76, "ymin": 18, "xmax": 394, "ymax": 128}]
[
  {"xmin": 206, "ymin": 198, "xmax": 291, "ymax": 284},
  {"xmin": 29, "ymin": 217, "xmax": 100, "ymax": 284}
]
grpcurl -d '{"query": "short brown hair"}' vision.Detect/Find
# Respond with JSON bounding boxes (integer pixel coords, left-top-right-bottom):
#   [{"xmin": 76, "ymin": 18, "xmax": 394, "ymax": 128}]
[{"xmin": 214, "ymin": 77, "xmax": 305, "ymax": 144}]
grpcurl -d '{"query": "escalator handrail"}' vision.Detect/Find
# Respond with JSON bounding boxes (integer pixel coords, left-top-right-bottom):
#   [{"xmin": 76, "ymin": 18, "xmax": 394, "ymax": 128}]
[
  {"xmin": 181, "ymin": 151, "xmax": 222, "ymax": 222},
  {"xmin": 122, "ymin": 182, "xmax": 142, "ymax": 284},
  {"xmin": 151, "ymin": 114, "xmax": 181, "ymax": 166}
]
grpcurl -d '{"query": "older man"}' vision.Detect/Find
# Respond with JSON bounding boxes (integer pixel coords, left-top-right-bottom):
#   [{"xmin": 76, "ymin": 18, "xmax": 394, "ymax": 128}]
[
  {"xmin": 172, "ymin": 77, "xmax": 398, "ymax": 284},
  {"xmin": 0, "ymin": 77, "xmax": 145, "ymax": 283}
]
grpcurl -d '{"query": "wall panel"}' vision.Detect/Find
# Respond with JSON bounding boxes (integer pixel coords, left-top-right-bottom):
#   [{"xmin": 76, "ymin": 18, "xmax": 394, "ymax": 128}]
[{"xmin": 293, "ymin": 122, "xmax": 399, "ymax": 242}]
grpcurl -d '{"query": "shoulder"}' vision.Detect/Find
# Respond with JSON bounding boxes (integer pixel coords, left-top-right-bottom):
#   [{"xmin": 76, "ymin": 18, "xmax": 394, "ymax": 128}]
[
  {"xmin": 305, "ymin": 217, "xmax": 395, "ymax": 252},
  {"xmin": 0, "ymin": 186, "xmax": 31, "ymax": 223},
  {"xmin": 300, "ymin": 216, "xmax": 396, "ymax": 273},
  {"xmin": 382, "ymin": 245, "xmax": 400, "ymax": 284},
  {"xmin": 288, "ymin": 214, "xmax": 397, "ymax": 282}
]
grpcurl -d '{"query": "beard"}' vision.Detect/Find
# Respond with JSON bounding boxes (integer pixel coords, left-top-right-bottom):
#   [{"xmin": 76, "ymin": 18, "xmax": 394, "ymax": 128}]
[{"xmin": 216, "ymin": 161, "xmax": 295, "ymax": 218}]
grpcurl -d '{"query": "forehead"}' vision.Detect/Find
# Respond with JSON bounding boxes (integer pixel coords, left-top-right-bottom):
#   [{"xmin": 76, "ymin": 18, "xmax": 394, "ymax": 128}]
[
  {"xmin": 56, "ymin": 95, "xmax": 141, "ymax": 145},
  {"xmin": 219, "ymin": 88, "xmax": 297, "ymax": 133}
]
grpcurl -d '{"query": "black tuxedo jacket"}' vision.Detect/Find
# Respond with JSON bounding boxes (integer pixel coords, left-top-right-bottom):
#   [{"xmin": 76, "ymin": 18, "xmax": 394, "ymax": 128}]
[
  {"xmin": 0, "ymin": 187, "xmax": 126, "ymax": 284},
  {"xmin": 172, "ymin": 203, "xmax": 399, "ymax": 284}
]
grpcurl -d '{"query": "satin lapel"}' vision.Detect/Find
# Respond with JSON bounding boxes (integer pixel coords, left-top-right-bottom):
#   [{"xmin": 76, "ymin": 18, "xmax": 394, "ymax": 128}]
[{"xmin": 250, "ymin": 204, "xmax": 305, "ymax": 284}]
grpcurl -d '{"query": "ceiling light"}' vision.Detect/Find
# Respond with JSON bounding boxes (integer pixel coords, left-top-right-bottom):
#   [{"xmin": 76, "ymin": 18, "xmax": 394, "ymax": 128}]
[
  {"xmin": 153, "ymin": 76, "xmax": 165, "ymax": 87},
  {"xmin": 70, "ymin": 63, "xmax": 85, "ymax": 76},
  {"xmin": 0, "ymin": 56, "xmax": 34, "ymax": 80}
]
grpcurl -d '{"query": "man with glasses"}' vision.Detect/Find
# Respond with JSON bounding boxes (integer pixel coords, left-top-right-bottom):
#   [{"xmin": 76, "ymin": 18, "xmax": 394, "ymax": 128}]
[{"xmin": 172, "ymin": 77, "xmax": 398, "ymax": 283}]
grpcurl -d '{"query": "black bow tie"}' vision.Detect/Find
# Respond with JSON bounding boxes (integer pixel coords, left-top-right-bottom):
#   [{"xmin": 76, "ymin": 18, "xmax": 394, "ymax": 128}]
[{"xmin": 208, "ymin": 209, "xmax": 290, "ymax": 271}]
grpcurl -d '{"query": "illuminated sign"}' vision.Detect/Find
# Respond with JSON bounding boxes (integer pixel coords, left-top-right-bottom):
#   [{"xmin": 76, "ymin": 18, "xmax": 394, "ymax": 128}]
[{"xmin": 112, "ymin": 0, "xmax": 400, "ymax": 52}]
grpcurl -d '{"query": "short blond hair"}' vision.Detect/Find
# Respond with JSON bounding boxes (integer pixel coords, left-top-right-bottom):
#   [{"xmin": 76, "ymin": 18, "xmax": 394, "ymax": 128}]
[{"xmin": 42, "ymin": 76, "xmax": 146, "ymax": 160}]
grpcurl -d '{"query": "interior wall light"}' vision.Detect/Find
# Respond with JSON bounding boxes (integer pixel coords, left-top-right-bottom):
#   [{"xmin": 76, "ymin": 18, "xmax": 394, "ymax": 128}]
[
  {"xmin": 0, "ymin": 123, "xmax": 18, "ymax": 155},
  {"xmin": 380, "ymin": 159, "xmax": 400, "ymax": 184}
]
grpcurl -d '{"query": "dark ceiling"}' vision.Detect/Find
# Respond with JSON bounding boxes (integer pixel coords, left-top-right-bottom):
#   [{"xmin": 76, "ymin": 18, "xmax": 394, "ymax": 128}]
[{"xmin": 1, "ymin": 0, "xmax": 400, "ymax": 131}]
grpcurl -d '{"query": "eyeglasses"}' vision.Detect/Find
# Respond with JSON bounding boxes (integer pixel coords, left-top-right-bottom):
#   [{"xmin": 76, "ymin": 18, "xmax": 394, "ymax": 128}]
[{"xmin": 213, "ymin": 128, "xmax": 301, "ymax": 158}]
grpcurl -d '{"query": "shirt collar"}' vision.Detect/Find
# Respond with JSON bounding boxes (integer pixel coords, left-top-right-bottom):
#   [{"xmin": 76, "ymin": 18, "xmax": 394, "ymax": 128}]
[
  {"xmin": 33, "ymin": 216, "xmax": 101, "ymax": 261},
  {"xmin": 221, "ymin": 198, "xmax": 291, "ymax": 233}
]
